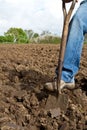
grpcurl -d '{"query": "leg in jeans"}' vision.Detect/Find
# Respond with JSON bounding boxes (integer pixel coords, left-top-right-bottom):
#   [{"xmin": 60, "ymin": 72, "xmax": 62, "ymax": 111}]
[
  {"xmin": 45, "ymin": 1, "xmax": 87, "ymax": 92},
  {"xmin": 61, "ymin": 1, "xmax": 87, "ymax": 83}
]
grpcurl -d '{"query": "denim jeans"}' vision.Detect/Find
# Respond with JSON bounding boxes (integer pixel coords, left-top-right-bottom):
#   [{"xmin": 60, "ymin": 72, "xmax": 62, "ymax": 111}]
[{"xmin": 56, "ymin": 0, "xmax": 87, "ymax": 83}]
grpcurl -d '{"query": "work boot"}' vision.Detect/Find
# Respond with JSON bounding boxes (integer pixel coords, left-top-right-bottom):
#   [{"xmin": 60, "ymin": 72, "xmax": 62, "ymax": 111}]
[{"xmin": 44, "ymin": 80, "xmax": 75, "ymax": 92}]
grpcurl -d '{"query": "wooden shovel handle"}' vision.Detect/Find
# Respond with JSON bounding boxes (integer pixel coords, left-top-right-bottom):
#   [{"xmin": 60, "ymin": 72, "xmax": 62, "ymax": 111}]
[
  {"xmin": 57, "ymin": 0, "xmax": 76, "ymax": 96},
  {"xmin": 62, "ymin": 0, "xmax": 76, "ymax": 20}
]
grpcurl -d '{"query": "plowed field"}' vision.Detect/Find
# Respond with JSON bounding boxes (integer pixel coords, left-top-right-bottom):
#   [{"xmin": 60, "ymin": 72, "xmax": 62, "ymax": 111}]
[{"xmin": 0, "ymin": 44, "xmax": 87, "ymax": 130}]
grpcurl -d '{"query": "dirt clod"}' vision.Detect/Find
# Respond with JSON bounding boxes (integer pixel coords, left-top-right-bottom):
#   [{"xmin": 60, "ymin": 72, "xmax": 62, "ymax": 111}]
[{"xmin": 49, "ymin": 108, "xmax": 61, "ymax": 118}]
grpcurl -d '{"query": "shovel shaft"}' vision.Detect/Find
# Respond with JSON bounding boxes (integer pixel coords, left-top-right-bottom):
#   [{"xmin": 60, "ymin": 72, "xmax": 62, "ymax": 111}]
[{"xmin": 57, "ymin": 0, "xmax": 76, "ymax": 95}]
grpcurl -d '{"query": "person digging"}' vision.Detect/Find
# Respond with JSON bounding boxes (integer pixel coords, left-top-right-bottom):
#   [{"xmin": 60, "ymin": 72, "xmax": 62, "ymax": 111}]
[{"xmin": 45, "ymin": 0, "xmax": 87, "ymax": 92}]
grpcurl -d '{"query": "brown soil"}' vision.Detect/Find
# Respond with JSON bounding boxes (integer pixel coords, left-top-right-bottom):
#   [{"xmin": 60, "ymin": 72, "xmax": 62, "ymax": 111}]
[{"xmin": 0, "ymin": 44, "xmax": 87, "ymax": 130}]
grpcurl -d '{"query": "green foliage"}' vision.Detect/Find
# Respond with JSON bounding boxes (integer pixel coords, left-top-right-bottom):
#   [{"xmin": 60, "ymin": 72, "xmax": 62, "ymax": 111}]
[
  {"xmin": 84, "ymin": 41, "xmax": 87, "ymax": 44},
  {"xmin": 0, "ymin": 27, "xmax": 61, "ymax": 44},
  {"xmin": 0, "ymin": 35, "xmax": 14, "ymax": 43},
  {"xmin": 25, "ymin": 29, "xmax": 34, "ymax": 39},
  {"xmin": 24, "ymin": 30, "xmax": 39, "ymax": 40},
  {"xmin": 5, "ymin": 27, "xmax": 29, "ymax": 43},
  {"xmin": 5, "ymin": 35, "xmax": 14, "ymax": 42},
  {"xmin": 33, "ymin": 33, "xmax": 39, "ymax": 38},
  {"xmin": 0, "ymin": 36, "xmax": 5, "ymax": 43},
  {"xmin": 18, "ymin": 36, "xmax": 29, "ymax": 43},
  {"xmin": 37, "ymin": 35, "xmax": 61, "ymax": 44}
]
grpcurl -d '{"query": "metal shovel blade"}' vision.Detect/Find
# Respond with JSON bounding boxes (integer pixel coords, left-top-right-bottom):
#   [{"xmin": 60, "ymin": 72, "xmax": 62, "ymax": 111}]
[{"xmin": 45, "ymin": 94, "xmax": 68, "ymax": 112}]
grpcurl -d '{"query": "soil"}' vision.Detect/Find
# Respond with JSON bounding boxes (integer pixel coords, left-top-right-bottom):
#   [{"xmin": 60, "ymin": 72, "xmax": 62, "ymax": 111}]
[{"xmin": 0, "ymin": 44, "xmax": 87, "ymax": 130}]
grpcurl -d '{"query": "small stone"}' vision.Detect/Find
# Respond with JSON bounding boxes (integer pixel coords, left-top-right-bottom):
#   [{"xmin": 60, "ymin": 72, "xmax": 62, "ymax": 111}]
[
  {"xmin": 25, "ymin": 114, "xmax": 31, "ymax": 122},
  {"xmin": 5, "ymin": 108, "xmax": 9, "ymax": 114},
  {"xmin": 30, "ymin": 93, "xmax": 39, "ymax": 106},
  {"xmin": 85, "ymin": 116, "xmax": 87, "ymax": 121},
  {"xmin": 53, "ymin": 121, "xmax": 58, "ymax": 129},
  {"xmin": 49, "ymin": 108, "xmax": 61, "ymax": 118},
  {"xmin": 46, "ymin": 125, "xmax": 53, "ymax": 130},
  {"xmin": 40, "ymin": 118, "xmax": 46, "ymax": 123},
  {"xmin": 59, "ymin": 122, "xmax": 69, "ymax": 130}
]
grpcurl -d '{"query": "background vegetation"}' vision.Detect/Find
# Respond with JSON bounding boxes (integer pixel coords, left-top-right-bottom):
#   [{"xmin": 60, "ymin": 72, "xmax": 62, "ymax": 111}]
[
  {"xmin": 0, "ymin": 27, "xmax": 87, "ymax": 44},
  {"xmin": 0, "ymin": 27, "xmax": 61, "ymax": 44}
]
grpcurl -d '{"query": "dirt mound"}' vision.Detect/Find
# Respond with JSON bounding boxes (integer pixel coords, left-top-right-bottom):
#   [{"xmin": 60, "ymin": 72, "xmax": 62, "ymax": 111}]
[{"xmin": 0, "ymin": 44, "xmax": 87, "ymax": 130}]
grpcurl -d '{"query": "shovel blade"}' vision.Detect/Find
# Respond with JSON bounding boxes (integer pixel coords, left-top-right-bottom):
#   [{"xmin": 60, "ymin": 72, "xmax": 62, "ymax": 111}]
[{"xmin": 45, "ymin": 94, "xmax": 68, "ymax": 112}]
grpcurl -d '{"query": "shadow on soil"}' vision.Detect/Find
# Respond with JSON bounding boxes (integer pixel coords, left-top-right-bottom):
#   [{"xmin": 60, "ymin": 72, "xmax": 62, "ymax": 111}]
[{"xmin": 7, "ymin": 67, "xmax": 87, "ymax": 93}]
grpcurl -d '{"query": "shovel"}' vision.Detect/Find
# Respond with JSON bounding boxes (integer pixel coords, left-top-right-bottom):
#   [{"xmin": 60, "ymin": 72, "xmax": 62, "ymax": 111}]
[
  {"xmin": 45, "ymin": 0, "xmax": 76, "ymax": 112},
  {"xmin": 57, "ymin": 0, "xmax": 76, "ymax": 95}
]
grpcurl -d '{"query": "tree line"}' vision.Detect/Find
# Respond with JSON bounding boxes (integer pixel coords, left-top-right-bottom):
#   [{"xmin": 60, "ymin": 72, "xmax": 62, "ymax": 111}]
[
  {"xmin": 0, "ymin": 27, "xmax": 61, "ymax": 44},
  {"xmin": 0, "ymin": 27, "xmax": 87, "ymax": 44}
]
